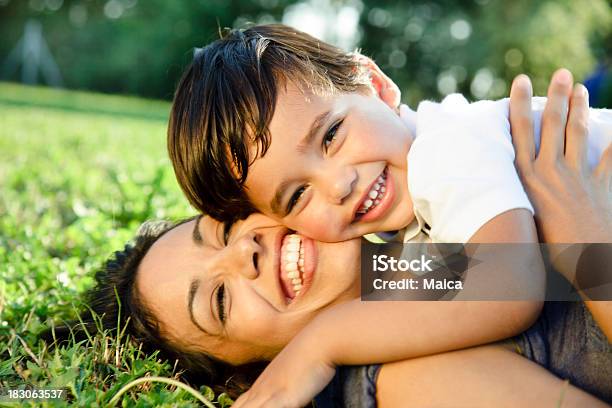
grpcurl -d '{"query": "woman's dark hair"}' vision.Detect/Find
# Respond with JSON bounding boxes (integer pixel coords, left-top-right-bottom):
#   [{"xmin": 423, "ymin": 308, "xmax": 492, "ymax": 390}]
[
  {"xmin": 167, "ymin": 24, "xmax": 370, "ymax": 221},
  {"xmin": 42, "ymin": 218, "xmax": 264, "ymax": 399}
]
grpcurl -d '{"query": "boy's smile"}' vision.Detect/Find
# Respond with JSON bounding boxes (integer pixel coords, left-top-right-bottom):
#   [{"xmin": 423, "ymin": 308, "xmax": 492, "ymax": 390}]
[
  {"xmin": 353, "ymin": 166, "xmax": 393, "ymax": 222},
  {"xmin": 244, "ymin": 81, "xmax": 416, "ymax": 242}
]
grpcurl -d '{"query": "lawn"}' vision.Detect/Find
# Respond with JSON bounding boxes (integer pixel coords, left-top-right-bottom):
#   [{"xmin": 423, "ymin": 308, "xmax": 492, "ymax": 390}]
[{"xmin": 0, "ymin": 83, "xmax": 232, "ymax": 407}]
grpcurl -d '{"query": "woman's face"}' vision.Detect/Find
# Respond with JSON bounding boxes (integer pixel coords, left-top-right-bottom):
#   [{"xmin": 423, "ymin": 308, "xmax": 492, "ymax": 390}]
[{"xmin": 136, "ymin": 213, "xmax": 361, "ymax": 365}]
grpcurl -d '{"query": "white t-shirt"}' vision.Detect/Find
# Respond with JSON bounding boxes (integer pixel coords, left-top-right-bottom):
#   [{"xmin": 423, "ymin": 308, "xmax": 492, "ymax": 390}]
[{"xmin": 404, "ymin": 94, "xmax": 611, "ymax": 243}]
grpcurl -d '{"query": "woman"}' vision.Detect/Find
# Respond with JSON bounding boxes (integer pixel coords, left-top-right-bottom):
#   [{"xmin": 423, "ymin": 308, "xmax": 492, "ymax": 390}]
[{"xmin": 54, "ymin": 75, "xmax": 611, "ymax": 406}]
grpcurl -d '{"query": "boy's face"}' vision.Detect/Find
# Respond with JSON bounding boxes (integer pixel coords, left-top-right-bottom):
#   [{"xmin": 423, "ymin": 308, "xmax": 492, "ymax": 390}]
[{"xmin": 244, "ymin": 82, "xmax": 415, "ymax": 242}]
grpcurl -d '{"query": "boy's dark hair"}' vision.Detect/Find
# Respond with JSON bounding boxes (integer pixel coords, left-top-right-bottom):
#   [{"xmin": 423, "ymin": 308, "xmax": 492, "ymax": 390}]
[
  {"xmin": 42, "ymin": 219, "xmax": 264, "ymax": 399},
  {"xmin": 168, "ymin": 24, "xmax": 370, "ymax": 221}
]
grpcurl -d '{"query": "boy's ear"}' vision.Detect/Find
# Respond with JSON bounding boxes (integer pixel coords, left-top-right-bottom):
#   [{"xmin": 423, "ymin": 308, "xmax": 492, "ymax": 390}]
[{"xmin": 357, "ymin": 54, "xmax": 401, "ymax": 111}]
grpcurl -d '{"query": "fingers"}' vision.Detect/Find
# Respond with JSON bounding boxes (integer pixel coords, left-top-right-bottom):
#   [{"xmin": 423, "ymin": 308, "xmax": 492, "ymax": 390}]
[
  {"xmin": 539, "ymin": 68, "xmax": 573, "ymax": 161},
  {"xmin": 509, "ymin": 74, "xmax": 536, "ymax": 170},
  {"xmin": 565, "ymin": 83, "xmax": 590, "ymax": 173}
]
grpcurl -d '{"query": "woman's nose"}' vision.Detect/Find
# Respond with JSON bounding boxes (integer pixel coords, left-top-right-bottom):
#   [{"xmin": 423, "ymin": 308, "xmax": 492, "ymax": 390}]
[
  {"xmin": 219, "ymin": 231, "xmax": 260, "ymax": 280},
  {"xmin": 319, "ymin": 164, "xmax": 357, "ymax": 205}
]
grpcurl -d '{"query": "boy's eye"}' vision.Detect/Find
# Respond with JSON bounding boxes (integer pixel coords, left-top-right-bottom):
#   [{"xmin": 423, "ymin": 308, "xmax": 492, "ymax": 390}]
[
  {"xmin": 287, "ymin": 185, "xmax": 307, "ymax": 214},
  {"xmin": 323, "ymin": 121, "xmax": 343, "ymax": 152}
]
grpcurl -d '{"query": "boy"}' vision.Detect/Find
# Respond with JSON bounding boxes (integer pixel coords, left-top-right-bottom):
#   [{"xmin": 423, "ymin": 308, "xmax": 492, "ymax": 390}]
[
  {"xmin": 168, "ymin": 25, "xmax": 610, "ymax": 246},
  {"xmin": 167, "ymin": 24, "xmax": 611, "ymax": 405}
]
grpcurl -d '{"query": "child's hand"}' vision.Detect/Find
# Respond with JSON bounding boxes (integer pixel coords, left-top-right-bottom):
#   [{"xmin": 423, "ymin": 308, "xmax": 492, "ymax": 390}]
[{"xmin": 232, "ymin": 335, "xmax": 336, "ymax": 408}]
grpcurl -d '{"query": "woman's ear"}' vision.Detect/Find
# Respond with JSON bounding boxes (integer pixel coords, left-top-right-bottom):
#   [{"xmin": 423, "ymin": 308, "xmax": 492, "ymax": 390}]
[{"xmin": 356, "ymin": 54, "xmax": 401, "ymax": 111}]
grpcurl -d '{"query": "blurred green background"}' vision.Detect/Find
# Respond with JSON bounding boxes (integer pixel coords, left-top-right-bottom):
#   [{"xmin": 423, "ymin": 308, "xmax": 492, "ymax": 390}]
[{"xmin": 1, "ymin": 0, "xmax": 611, "ymax": 107}]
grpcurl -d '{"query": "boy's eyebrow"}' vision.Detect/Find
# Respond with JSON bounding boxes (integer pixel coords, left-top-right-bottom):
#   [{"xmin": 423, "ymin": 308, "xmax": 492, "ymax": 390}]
[
  {"xmin": 270, "ymin": 180, "xmax": 293, "ymax": 215},
  {"xmin": 269, "ymin": 110, "xmax": 332, "ymax": 215},
  {"xmin": 297, "ymin": 110, "xmax": 332, "ymax": 152}
]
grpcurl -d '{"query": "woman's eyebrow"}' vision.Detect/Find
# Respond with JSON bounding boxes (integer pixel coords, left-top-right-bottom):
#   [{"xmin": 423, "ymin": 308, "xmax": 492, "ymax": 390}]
[
  {"xmin": 187, "ymin": 278, "xmax": 210, "ymax": 335},
  {"xmin": 192, "ymin": 214, "xmax": 203, "ymax": 245}
]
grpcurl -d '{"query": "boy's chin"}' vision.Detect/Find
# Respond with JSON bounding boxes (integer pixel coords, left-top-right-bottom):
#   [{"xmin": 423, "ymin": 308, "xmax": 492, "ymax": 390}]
[{"xmin": 374, "ymin": 213, "xmax": 415, "ymax": 234}]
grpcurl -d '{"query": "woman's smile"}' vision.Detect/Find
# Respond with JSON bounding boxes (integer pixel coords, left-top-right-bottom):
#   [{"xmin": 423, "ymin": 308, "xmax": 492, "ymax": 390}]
[{"xmin": 279, "ymin": 232, "xmax": 317, "ymax": 303}]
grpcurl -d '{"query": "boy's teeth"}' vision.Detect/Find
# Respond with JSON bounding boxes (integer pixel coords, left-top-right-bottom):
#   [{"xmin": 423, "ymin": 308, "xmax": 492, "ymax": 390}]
[{"xmin": 358, "ymin": 171, "xmax": 387, "ymax": 215}]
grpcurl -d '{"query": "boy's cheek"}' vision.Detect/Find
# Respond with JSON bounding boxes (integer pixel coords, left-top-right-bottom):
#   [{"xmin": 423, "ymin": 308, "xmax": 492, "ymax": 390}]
[
  {"xmin": 300, "ymin": 217, "xmax": 354, "ymax": 243},
  {"xmin": 290, "ymin": 218, "xmax": 326, "ymax": 240}
]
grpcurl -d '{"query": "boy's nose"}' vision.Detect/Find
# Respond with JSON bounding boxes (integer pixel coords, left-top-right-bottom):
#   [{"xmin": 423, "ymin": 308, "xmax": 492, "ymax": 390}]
[
  {"xmin": 321, "ymin": 165, "xmax": 357, "ymax": 205},
  {"xmin": 219, "ymin": 231, "xmax": 260, "ymax": 280}
]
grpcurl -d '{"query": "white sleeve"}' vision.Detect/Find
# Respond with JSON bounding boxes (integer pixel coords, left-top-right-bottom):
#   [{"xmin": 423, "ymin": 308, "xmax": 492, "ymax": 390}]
[{"xmin": 408, "ymin": 94, "xmax": 533, "ymax": 243}]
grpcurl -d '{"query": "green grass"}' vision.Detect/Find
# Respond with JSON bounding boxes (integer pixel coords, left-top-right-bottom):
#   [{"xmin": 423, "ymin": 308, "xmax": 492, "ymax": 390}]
[{"xmin": 0, "ymin": 82, "xmax": 232, "ymax": 407}]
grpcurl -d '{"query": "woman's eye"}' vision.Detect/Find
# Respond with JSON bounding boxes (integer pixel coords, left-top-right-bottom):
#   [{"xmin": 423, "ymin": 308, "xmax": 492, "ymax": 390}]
[
  {"xmin": 223, "ymin": 220, "xmax": 234, "ymax": 245},
  {"xmin": 216, "ymin": 283, "xmax": 226, "ymax": 323},
  {"xmin": 287, "ymin": 185, "xmax": 307, "ymax": 214},
  {"xmin": 323, "ymin": 121, "xmax": 342, "ymax": 152}
]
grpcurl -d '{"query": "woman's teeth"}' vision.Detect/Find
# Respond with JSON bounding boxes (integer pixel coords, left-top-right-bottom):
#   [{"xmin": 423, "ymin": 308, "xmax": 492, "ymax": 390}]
[
  {"xmin": 357, "ymin": 172, "xmax": 387, "ymax": 215},
  {"xmin": 283, "ymin": 234, "xmax": 305, "ymax": 294}
]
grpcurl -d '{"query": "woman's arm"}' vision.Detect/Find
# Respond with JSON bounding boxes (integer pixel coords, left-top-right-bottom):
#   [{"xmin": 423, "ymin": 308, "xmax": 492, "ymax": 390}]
[
  {"xmin": 376, "ymin": 344, "xmax": 608, "ymax": 408},
  {"xmin": 508, "ymin": 69, "xmax": 612, "ymax": 339}
]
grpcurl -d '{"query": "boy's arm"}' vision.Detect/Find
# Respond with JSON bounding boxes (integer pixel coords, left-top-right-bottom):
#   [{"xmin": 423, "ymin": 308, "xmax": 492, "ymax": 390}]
[
  {"xmin": 234, "ymin": 210, "xmax": 544, "ymax": 408},
  {"xmin": 302, "ymin": 210, "xmax": 543, "ymax": 367}
]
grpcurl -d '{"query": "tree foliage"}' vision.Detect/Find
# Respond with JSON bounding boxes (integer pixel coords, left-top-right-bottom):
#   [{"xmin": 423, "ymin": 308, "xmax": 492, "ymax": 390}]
[
  {"xmin": 358, "ymin": 0, "xmax": 611, "ymax": 105},
  {"xmin": 1, "ymin": 0, "xmax": 610, "ymax": 104}
]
